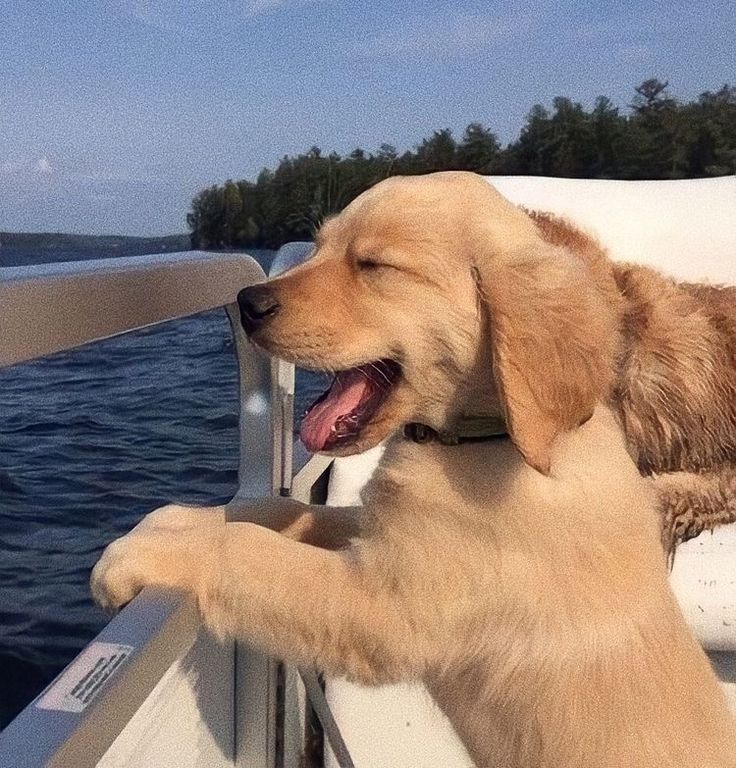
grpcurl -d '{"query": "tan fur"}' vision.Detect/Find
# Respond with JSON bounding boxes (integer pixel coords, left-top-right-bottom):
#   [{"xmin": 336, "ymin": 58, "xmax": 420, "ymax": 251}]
[
  {"xmin": 656, "ymin": 469, "xmax": 736, "ymax": 560},
  {"xmin": 92, "ymin": 172, "xmax": 736, "ymax": 767},
  {"xmin": 528, "ymin": 209, "xmax": 736, "ymax": 549},
  {"xmin": 529, "ymin": 208, "xmax": 736, "ymax": 474}
]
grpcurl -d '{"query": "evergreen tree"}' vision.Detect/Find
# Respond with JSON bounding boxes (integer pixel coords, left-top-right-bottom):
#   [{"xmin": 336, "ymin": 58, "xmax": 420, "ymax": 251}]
[
  {"xmin": 547, "ymin": 97, "xmax": 596, "ymax": 177},
  {"xmin": 590, "ymin": 97, "xmax": 626, "ymax": 178},
  {"xmin": 457, "ymin": 123, "xmax": 500, "ymax": 173},
  {"xmin": 222, "ymin": 180, "xmax": 243, "ymax": 246},
  {"xmin": 377, "ymin": 143, "xmax": 398, "ymax": 175},
  {"xmin": 415, "ymin": 129, "xmax": 458, "ymax": 171},
  {"xmin": 505, "ymin": 104, "xmax": 554, "ymax": 174},
  {"xmin": 629, "ymin": 79, "xmax": 680, "ymax": 177}
]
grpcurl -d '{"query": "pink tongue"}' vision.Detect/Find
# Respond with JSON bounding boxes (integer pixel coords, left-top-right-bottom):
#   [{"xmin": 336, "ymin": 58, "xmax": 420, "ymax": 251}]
[{"xmin": 300, "ymin": 369, "xmax": 372, "ymax": 452}]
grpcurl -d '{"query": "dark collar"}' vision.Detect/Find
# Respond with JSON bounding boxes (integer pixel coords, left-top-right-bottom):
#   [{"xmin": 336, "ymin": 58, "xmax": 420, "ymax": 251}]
[{"xmin": 403, "ymin": 416, "xmax": 508, "ymax": 445}]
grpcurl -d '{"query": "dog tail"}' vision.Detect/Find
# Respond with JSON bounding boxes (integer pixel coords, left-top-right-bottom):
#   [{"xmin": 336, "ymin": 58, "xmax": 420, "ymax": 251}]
[{"xmin": 653, "ymin": 467, "xmax": 736, "ymax": 566}]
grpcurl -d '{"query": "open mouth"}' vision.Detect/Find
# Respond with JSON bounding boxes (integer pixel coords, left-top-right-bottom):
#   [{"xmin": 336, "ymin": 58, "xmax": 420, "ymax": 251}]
[{"xmin": 300, "ymin": 359, "xmax": 401, "ymax": 453}]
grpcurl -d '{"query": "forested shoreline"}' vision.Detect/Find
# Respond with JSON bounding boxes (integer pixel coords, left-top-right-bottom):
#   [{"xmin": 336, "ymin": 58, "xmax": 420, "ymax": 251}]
[
  {"xmin": 188, "ymin": 80, "xmax": 736, "ymax": 250},
  {"xmin": 0, "ymin": 232, "xmax": 190, "ymax": 267}
]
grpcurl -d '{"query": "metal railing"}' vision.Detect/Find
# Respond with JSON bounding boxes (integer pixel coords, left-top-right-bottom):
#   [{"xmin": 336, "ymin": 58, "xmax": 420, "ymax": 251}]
[
  {"xmin": 1, "ymin": 251, "xmax": 264, "ymax": 367},
  {"xmin": 0, "ymin": 251, "xmax": 289, "ymax": 767}
]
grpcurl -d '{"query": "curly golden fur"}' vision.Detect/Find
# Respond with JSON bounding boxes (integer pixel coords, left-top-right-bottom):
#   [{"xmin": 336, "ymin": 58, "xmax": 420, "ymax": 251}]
[
  {"xmin": 528, "ymin": 208, "xmax": 736, "ymax": 551},
  {"xmin": 92, "ymin": 172, "xmax": 736, "ymax": 767}
]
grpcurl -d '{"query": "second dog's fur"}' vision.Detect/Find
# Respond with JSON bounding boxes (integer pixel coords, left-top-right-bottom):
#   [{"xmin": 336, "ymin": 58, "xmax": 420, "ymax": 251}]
[{"xmin": 93, "ymin": 173, "xmax": 736, "ymax": 766}]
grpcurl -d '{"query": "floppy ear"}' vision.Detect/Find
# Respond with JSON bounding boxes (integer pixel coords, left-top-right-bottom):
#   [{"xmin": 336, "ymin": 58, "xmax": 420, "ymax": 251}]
[{"xmin": 477, "ymin": 244, "xmax": 617, "ymax": 474}]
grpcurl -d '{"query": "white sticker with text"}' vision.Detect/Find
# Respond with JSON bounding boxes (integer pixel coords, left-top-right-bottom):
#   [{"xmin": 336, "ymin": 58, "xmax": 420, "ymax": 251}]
[{"xmin": 36, "ymin": 642, "xmax": 134, "ymax": 713}]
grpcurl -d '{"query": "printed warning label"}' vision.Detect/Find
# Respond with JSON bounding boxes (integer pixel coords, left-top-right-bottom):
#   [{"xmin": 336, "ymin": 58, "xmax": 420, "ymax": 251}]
[{"xmin": 36, "ymin": 642, "xmax": 134, "ymax": 713}]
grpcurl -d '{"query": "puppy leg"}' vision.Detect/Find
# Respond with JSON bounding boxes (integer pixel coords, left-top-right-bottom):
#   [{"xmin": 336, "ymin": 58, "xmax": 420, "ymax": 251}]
[
  {"xmin": 91, "ymin": 517, "xmax": 431, "ymax": 684},
  {"xmin": 132, "ymin": 497, "xmax": 361, "ymax": 550},
  {"xmin": 228, "ymin": 496, "xmax": 362, "ymax": 549}
]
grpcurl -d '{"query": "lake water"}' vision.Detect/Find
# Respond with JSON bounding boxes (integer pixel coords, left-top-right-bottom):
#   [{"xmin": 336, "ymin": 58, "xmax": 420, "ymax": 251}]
[{"xmin": 0, "ymin": 246, "xmax": 328, "ymax": 728}]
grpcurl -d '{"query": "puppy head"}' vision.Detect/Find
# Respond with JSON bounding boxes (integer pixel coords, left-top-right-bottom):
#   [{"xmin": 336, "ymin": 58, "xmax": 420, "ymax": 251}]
[{"xmin": 239, "ymin": 172, "xmax": 617, "ymax": 465}]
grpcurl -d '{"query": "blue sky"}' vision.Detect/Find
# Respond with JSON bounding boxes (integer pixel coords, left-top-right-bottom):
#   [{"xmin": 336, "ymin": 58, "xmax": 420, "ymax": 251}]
[{"xmin": 1, "ymin": 0, "xmax": 733, "ymax": 236}]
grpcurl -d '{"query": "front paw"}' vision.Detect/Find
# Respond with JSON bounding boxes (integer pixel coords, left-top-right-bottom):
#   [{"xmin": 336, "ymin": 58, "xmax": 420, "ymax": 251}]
[
  {"xmin": 91, "ymin": 505, "xmax": 226, "ymax": 612},
  {"xmin": 90, "ymin": 526, "xmax": 218, "ymax": 613},
  {"xmin": 91, "ymin": 534, "xmax": 158, "ymax": 613}
]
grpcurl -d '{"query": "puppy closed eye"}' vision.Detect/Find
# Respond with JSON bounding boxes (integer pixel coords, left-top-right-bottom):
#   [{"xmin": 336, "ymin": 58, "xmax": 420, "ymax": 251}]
[
  {"xmin": 356, "ymin": 257, "xmax": 400, "ymax": 274},
  {"xmin": 357, "ymin": 258, "xmax": 383, "ymax": 271}
]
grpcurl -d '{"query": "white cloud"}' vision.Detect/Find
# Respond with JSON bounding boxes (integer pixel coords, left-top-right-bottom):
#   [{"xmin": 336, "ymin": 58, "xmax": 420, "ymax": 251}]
[
  {"xmin": 355, "ymin": 10, "xmax": 533, "ymax": 58},
  {"xmin": 0, "ymin": 156, "xmax": 54, "ymax": 181},
  {"xmin": 0, "ymin": 157, "xmax": 182, "ymax": 234},
  {"xmin": 125, "ymin": 0, "xmax": 314, "ymax": 35},
  {"xmin": 34, "ymin": 156, "xmax": 53, "ymax": 176},
  {"xmin": 125, "ymin": 1, "xmax": 194, "ymax": 36},
  {"xmin": 0, "ymin": 155, "xmax": 162, "ymax": 196}
]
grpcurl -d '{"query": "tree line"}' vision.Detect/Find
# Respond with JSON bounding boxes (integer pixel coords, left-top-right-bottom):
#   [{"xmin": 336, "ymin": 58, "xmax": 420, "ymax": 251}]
[{"xmin": 188, "ymin": 80, "xmax": 736, "ymax": 250}]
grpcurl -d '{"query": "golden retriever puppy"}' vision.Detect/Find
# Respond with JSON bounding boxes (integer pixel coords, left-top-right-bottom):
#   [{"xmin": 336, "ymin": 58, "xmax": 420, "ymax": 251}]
[{"xmin": 93, "ymin": 172, "xmax": 736, "ymax": 767}]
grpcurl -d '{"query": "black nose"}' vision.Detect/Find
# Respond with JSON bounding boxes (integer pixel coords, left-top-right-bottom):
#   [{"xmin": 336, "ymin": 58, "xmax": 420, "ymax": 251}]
[{"xmin": 237, "ymin": 285, "xmax": 281, "ymax": 334}]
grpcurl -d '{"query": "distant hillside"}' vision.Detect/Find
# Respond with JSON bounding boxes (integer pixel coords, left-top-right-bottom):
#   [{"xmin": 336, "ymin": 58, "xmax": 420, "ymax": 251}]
[
  {"xmin": 0, "ymin": 232, "xmax": 191, "ymax": 267},
  {"xmin": 1, "ymin": 232, "xmax": 190, "ymax": 250}
]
